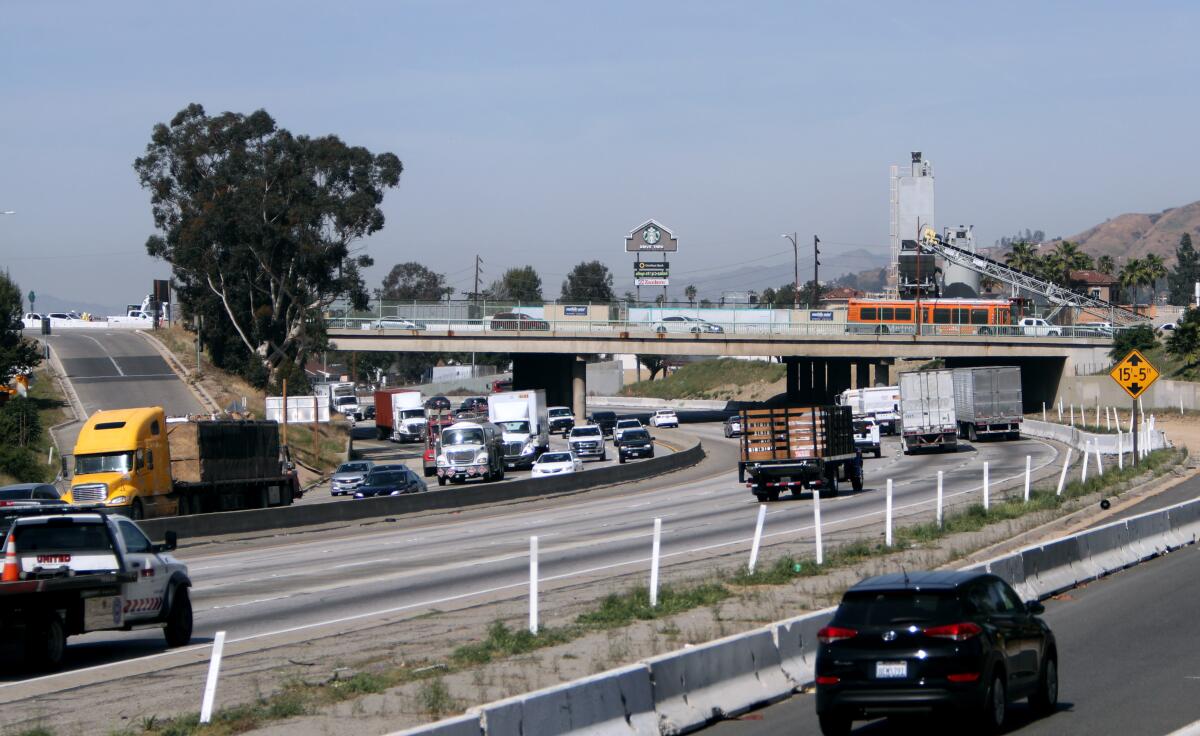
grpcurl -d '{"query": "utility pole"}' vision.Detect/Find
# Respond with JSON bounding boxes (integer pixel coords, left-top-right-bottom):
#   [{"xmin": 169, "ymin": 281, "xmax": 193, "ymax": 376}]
[
  {"xmin": 812, "ymin": 235, "xmax": 821, "ymax": 309},
  {"xmin": 472, "ymin": 255, "xmax": 482, "ymax": 377},
  {"xmin": 782, "ymin": 233, "xmax": 800, "ymax": 310}
]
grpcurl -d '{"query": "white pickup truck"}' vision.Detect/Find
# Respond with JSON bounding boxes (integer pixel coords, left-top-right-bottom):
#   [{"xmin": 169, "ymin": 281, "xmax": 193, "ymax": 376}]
[{"xmin": 0, "ymin": 508, "xmax": 192, "ymax": 669}]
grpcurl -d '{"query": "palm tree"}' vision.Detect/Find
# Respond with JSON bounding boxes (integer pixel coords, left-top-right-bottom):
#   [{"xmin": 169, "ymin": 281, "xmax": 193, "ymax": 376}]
[
  {"xmin": 1037, "ymin": 251, "xmax": 1068, "ymax": 285},
  {"xmin": 684, "ymin": 284, "xmax": 697, "ymax": 306},
  {"xmin": 1054, "ymin": 240, "xmax": 1094, "ymax": 273},
  {"xmin": 1143, "ymin": 254, "xmax": 1167, "ymax": 303},
  {"xmin": 1097, "ymin": 255, "xmax": 1116, "ymax": 276},
  {"xmin": 1119, "ymin": 258, "xmax": 1147, "ymax": 307},
  {"xmin": 1004, "ymin": 241, "xmax": 1039, "ymax": 274}
]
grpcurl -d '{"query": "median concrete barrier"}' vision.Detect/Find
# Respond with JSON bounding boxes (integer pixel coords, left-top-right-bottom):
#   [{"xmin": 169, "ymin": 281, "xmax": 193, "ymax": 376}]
[
  {"xmin": 587, "ymin": 396, "xmax": 732, "ymax": 411},
  {"xmin": 141, "ymin": 439, "xmax": 704, "ymax": 542},
  {"xmin": 646, "ymin": 628, "xmax": 790, "ymax": 734},
  {"xmin": 384, "ymin": 714, "xmax": 482, "ymax": 736},
  {"xmin": 773, "ymin": 609, "xmax": 834, "ymax": 689},
  {"xmin": 473, "ymin": 665, "xmax": 656, "ymax": 736}
]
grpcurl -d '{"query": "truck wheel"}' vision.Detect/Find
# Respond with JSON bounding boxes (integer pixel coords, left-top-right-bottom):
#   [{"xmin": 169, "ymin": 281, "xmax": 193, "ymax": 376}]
[
  {"xmin": 164, "ymin": 587, "xmax": 193, "ymax": 648},
  {"xmin": 377, "ymin": 427, "xmax": 389, "ymax": 440},
  {"xmin": 437, "ymin": 476, "xmax": 447, "ymax": 487},
  {"xmin": 131, "ymin": 498, "xmax": 145, "ymax": 520},
  {"xmin": 27, "ymin": 614, "xmax": 66, "ymax": 671},
  {"xmin": 825, "ymin": 474, "xmax": 840, "ymax": 497},
  {"xmin": 874, "ymin": 448, "xmax": 882, "ymax": 458},
  {"xmin": 424, "ymin": 467, "xmax": 435, "ymax": 478},
  {"xmin": 619, "ymin": 455, "xmax": 626, "ymax": 464},
  {"xmin": 851, "ymin": 472, "xmax": 864, "ymax": 493},
  {"xmin": 969, "ymin": 424, "xmax": 978, "ymax": 442}
]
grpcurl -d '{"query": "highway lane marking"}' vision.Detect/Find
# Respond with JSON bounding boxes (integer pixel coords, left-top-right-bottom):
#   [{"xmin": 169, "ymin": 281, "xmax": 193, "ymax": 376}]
[
  {"xmin": 77, "ymin": 334, "xmax": 125, "ymax": 376},
  {"xmin": 333, "ymin": 558, "xmax": 392, "ymax": 569},
  {"xmin": 206, "ymin": 596, "xmax": 288, "ymax": 610}
]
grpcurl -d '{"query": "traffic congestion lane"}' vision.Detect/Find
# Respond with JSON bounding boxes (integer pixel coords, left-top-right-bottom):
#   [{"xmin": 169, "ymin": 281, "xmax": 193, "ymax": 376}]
[
  {"xmin": 293, "ymin": 417, "xmax": 677, "ymax": 505},
  {"xmin": 705, "ymin": 543, "xmax": 1200, "ymax": 736}
]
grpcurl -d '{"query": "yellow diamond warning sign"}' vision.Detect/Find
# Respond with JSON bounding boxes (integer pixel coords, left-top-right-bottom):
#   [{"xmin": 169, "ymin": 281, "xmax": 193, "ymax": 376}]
[{"xmin": 1109, "ymin": 349, "xmax": 1160, "ymax": 399}]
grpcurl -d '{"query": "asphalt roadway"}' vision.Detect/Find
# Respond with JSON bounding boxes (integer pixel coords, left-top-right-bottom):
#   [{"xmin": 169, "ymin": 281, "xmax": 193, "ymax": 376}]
[
  {"xmin": 0, "ymin": 423, "xmax": 1058, "ymax": 699},
  {"xmin": 706, "ymin": 541, "xmax": 1200, "ymax": 736},
  {"xmin": 33, "ymin": 328, "xmax": 203, "ymax": 451}
]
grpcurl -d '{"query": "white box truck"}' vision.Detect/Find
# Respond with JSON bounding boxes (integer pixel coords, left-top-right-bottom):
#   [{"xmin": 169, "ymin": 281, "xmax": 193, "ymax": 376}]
[
  {"xmin": 952, "ymin": 366, "xmax": 1023, "ymax": 441},
  {"xmin": 838, "ymin": 386, "xmax": 901, "ymax": 435},
  {"xmin": 899, "ymin": 370, "xmax": 958, "ymax": 454},
  {"xmin": 487, "ymin": 390, "xmax": 550, "ymax": 469}
]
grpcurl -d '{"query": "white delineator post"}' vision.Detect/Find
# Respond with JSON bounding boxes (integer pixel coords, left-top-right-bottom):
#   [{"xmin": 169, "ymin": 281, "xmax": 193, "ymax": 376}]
[
  {"xmin": 1094, "ymin": 438, "xmax": 1104, "ymax": 477},
  {"xmin": 200, "ymin": 630, "xmax": 227, "ymax": 724},
  {"xmin": 813, "ymin": 491, "xmax": 824, "ymax": 566},
  {"xmin": 1042, "ymin": 402, "xmax": 1047, "ymax": 422},
  {"xmin": 983, "ymin": 461, "xmax": 990, "ymax": 511},
  {"xmin": 1106, "ymin": 406, "xmax": 1111, "ymax": 431},
  {"xmin": 1114, "ymin": 409, "xmax": 1121, "ymax": 433},
  {"xmin": 1081, "ymin": 440, "xmax": 1090, "ymax": 483},
  {"xmin": 529, "ymin": 536, "xmax": 539, "ymax": 634},
  {"xmin": 1118, "ymin": 432, "xmax": 1124, "ymax": 470},
  {"xmin": 1095, "ymin": 404, "xmax": 1100, "ymax": 427},
  {"xmin": 1070, "ymin": 404, "xmax": 1075, "ymax": 426},
  {"xmin": 885, "ymin": 479, "xmax": 894, "ymax": 546},
  {"xmin": 1058, "ymin": 398, "xmax": 1063, "ymax": 421},
  {"xmin": 1024, "ymin": 455, "xmax": 1031, "ymax": 502},
  {"xmin": 649, "ymin": 518, "xmax": 661, "ymax": 608},
  {"xmin": 1057, "ymin": 448, "xmax": 1073, "ymax": 496},
  {"xmin": 748, "ymin": 504, "xmax": 766, "ymax": 573},
  {"xmin": 936, "ymin": 471, "xmax": 944, "ymax": 528}
]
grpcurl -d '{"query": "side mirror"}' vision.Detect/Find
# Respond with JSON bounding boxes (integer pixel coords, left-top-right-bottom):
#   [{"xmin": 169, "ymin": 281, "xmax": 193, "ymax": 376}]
[
  {"xmin": 164, "ymin": 530, "xmax": 178, "ymax": 551},
  {"xmin": 1025, "ymin": 600, "xmax": 1045, "ymax": 615}
]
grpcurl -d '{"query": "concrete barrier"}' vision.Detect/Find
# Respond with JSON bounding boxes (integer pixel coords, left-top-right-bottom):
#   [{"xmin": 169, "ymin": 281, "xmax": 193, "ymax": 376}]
[
  {"xmin": 473, "ymin": 665, "xmax": 656, "ymax": 736},
  {"xmin": 141, "ymin": 439, "xmax": 704, "ymax": 542},
  {"xmin": 383, "ymin": 714, "xmax": 483, "ymax": 736},
  {"xmin": 646, "ymin": 628, "xmax": 790, "ymax": 734},
  {"xmin": 773, "ymin": 609, "xmax": 835, "ymax": 689},
  {"xmin": 1022, "ymin": 418, "xmax": 1167, "ymax": 455},
  {"xmin": 587, "ymin": 396, "xmax": 732, "ymax": 411}
]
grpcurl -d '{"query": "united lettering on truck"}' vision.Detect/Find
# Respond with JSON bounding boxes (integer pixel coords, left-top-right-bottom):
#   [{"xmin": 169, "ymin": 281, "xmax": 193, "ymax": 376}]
[{"xmin": 37, "ymin": 554, "xmax": 72, "ymax": 564}]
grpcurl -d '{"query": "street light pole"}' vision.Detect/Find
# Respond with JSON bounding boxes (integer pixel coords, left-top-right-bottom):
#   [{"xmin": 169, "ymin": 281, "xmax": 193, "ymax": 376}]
[{"xmin": 782, "ymin": 233, "xmax": 799, "ymax": 309}]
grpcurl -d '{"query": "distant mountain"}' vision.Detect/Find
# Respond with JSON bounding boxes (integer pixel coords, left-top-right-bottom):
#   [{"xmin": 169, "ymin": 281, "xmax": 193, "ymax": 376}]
[
  {"xmin": 1065, "ymin": 200, "xmax": 1200, "ymax": 263},
  {"xmin": 25, "ymin": 293, "xmax": 123, "ymax": 318}
]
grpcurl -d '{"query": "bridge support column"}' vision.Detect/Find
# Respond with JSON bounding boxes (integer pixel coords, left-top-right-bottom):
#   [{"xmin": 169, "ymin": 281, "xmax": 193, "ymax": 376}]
[
  {"xmin": 871, "ymin": 361, "xmax": 891, "ymax": 387},
  {"xmin": 812, "ymin": 360, "xmax": 828, "ymax": 403},
  {"xmin": 572, "ymin": 356, "xmax": 587, "ymax": 422},
  {"xmin": 512, "ymin": 354, "xmax": 584, "ymax": 416},
  {"xmin": 828, "ymin": 359, "xmax": 851, "ymax": 400},
  {"xmin": 786, "ymin": 358, "xmax": 800, "ymax": 403},
  {"xmin": 785, "ymin": 358, "xmax": 814, "ymax": 404},
  {"xmin": 853, "ymin": 360, "xmax": 870, "ymax": 389}
]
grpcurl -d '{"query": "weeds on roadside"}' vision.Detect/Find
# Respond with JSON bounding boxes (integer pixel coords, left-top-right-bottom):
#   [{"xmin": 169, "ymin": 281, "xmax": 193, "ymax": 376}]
[
  {"xmin": 452, "ymin": 621, "xmax": 574, "ymax": 665},
  {"xmin": 576, "ymin": 583, "xmax": 731, "ymax": 628}
]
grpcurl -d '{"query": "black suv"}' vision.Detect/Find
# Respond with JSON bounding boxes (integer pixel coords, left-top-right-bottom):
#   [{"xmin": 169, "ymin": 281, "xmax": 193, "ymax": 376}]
[
  {"xmin": 616, "ymin": 428, "xmax": 654, "ymax": 463},
  {"xmin": 816, "ymin": 571, "xmax": 1057, "ymax": 735},
  {"xmin": 588, "ymin": 410, "xmax": 618, "ymax": 437}
]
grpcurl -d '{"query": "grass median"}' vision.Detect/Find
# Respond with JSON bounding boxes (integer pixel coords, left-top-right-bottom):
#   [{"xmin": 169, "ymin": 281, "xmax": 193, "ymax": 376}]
[{"xmin": 68, "ymin": 446, "xmax": 1183, "ymax": 736}]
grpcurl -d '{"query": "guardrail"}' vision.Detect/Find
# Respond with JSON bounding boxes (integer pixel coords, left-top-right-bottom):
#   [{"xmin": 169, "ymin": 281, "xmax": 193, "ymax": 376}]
[
  {"xmin": 140, "ymin": 438, "xmax": 704, "ymax": 542},
  {"xmin": 328, "ymin": 317, "xmax": 1113, "ymax": 341},
  {"xmin": 391, "ymin": 482, "xmax": 1200, "ymax": 736}
]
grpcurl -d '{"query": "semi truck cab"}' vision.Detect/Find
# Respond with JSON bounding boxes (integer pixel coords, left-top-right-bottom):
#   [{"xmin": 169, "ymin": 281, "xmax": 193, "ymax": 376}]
[{"xmin": 64, "ymin": 408, "xmax": 176, "ymax": 519}]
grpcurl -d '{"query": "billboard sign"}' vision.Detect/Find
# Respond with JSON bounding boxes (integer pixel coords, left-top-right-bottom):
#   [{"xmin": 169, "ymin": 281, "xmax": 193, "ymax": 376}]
[
  {"xmin": 636, "ymin": 278, "xmax": 669, "ymax": 286},
  {"xmin": 564, "ymin": 306, "xmax": 588, "ymax": 316},
  {"xmin": 634, "ymin": 261, "xmax": 670, "ymax": 279},
  {"xmin": 625, "ymin": 220, "xmax": 679, "ymax": 253},
  {"xmin": 809, "ymin": 310, "xmax": 834, "ymax": 321}
]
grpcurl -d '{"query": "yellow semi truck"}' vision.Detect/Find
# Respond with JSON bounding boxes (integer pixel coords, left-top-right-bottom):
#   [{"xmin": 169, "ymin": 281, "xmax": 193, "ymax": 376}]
[{"xmin": 63, "ymin": 407, "xmax": 300, "ymax": 519}]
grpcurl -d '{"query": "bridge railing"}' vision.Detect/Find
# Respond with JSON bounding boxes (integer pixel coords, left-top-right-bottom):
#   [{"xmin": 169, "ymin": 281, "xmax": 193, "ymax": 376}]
[{"xmin": 326, "ymin": 316, "xmax": 1114, "ymax": 341}]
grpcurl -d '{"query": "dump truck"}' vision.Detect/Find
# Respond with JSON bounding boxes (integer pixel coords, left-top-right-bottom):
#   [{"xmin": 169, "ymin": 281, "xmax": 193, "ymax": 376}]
[
  {"xmin": 63, "ymin": 407, "xmax": 300, "ymax": 519},
  {"xmin": 374, "ymin": 389, "xmax": 426, "ymax": 442},
  {"xmin": 952, "ymin": 366, "xmax": 1023, "ymax": 441},
  {"xmin": 899, "ymin": 370, "xmax": 958, "ymax": 454},
  {"xmin": 737, "ymin": 406, "xmax": 862, "ymax": 501},
  {"xmin": 0, "ymin": 507, "xmax": 191, "ymax": 670}
]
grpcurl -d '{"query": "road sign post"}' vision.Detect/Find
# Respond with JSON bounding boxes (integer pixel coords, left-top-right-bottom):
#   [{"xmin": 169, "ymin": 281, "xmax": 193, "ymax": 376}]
[{"xmin": 1110, "ymin": 349, "xmax": 1159, "ymax": 467}]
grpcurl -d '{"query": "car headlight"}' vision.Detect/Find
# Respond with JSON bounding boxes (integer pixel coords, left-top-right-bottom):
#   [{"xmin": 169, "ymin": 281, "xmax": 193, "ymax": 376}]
[
  {"xmin": 520, "ymin": 442, "xmax": 536, "ymax": 455},
  {"xmin": 437, "ymin": 454, "xmax": 448, "ymax": 466},
  {"xmin": 108, "ymin": 496, "xmax": 128, "ymax": 505},
  {"xmin": 474, "ymin": 451, "xmax": 489, "ymax": 463}
]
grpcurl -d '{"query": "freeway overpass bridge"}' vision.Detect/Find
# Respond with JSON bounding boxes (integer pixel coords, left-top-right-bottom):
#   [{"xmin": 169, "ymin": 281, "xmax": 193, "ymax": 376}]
[{"xmin": 328, "ymin": 318, "xmax": 1111, "ymax": 418}]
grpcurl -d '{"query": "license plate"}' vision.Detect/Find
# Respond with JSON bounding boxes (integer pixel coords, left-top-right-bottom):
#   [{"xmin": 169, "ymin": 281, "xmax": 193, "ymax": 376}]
[{"xmin": 875, "ymin": 661, "xmax": 907, "ymax": 679}]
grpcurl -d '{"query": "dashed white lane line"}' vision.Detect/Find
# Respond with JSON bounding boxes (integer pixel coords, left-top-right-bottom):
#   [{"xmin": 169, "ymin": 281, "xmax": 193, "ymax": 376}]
[
  {"xmin": 333, "ymin": 558, "xmax": 392, "ymax": 569},
  {"xmin": 78, "ymin": 334, "xmax": 125, "ymax": 377}
]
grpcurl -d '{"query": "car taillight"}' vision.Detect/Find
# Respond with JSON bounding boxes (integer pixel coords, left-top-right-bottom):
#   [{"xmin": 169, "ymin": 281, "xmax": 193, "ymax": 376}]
[
  {"xmin": 815, "ymin": 675, "xmax": 840, "ymax": 685},
  {"xmin": 947, "ymin": 673, "xmax": 981, "ymax": 682},
  {"xmin": 817, "ymin": 626, "xmax": 858, "ymax": 644},
  {"xmin": 923, "ymin": 622, "xmax": 982, "ymax": 641}
]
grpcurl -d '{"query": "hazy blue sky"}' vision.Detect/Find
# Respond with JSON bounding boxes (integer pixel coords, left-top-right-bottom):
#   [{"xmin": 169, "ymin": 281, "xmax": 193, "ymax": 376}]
[{"xmin": 3, "ymin": 1, "xmax": 1198, "ymax": 311}]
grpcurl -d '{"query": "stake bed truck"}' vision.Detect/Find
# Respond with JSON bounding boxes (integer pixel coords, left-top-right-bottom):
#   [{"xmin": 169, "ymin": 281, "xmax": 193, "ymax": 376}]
[{"xmin": 738, "ymin": 406, "xmax": 863, "ymax": 501}]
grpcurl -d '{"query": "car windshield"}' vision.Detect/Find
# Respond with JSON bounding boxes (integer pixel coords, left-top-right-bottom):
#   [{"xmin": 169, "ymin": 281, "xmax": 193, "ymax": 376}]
[
  {"xmin": 496, "ymin": 420, "xmax": 530, "ymax": 433},
  {"xmin": 336, "ymin": 396, "xmax": 357, "ymax": 406},
  {"xmin": 365, "ymin": 471, "xmax": 403, "ymax": 486},
  {"xmin": 400, "ymin": 409, "xmax": 426, "ymax": 419},
  {"xmin": 0, "ymin": 488, "xmax": 35, "ymax": 499},
  {"xmin": 623, "ymin": 429, "xmax": 650, "ymax": 441},
  {"xmin": 853, "ymin": 421, "xmax": 873, "ymax": 432},
  {"xmin": 539, "ymin": 453, "xmax": 571, "ymax": 463},
  {"xmin": 75, "ymin": 452, "xmax": 134, "ymax": 475},
  {"xmin": 549, "ymin": 408, "xmax": 571, "ymax": 417},
  {"xmin": 337, "ymin": 463, "xmax": 371, "ymax": 474},
  {"xmin": 834, "ymin": 591, "xmax": 964, "ymax": 626},
  {"xmin": 617, "ymin": 420, "xmax": 639, "ymax": 428},
  {"xmin": 443, "ymin": 428, "xmax": 485, "ymax": 445},
  {"xmin": 572, "ymin": 427, "xmax": 601, "ymax": 437},
  {"xmin": 16, "ymin": 522, "xmax": 114, "ymax": 553}
]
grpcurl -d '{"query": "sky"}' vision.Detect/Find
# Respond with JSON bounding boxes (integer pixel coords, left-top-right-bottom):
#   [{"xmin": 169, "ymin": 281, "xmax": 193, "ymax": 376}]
[{"xmin": 3, "ymin": 1, "xmax": 1199, "ymax": 313}]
